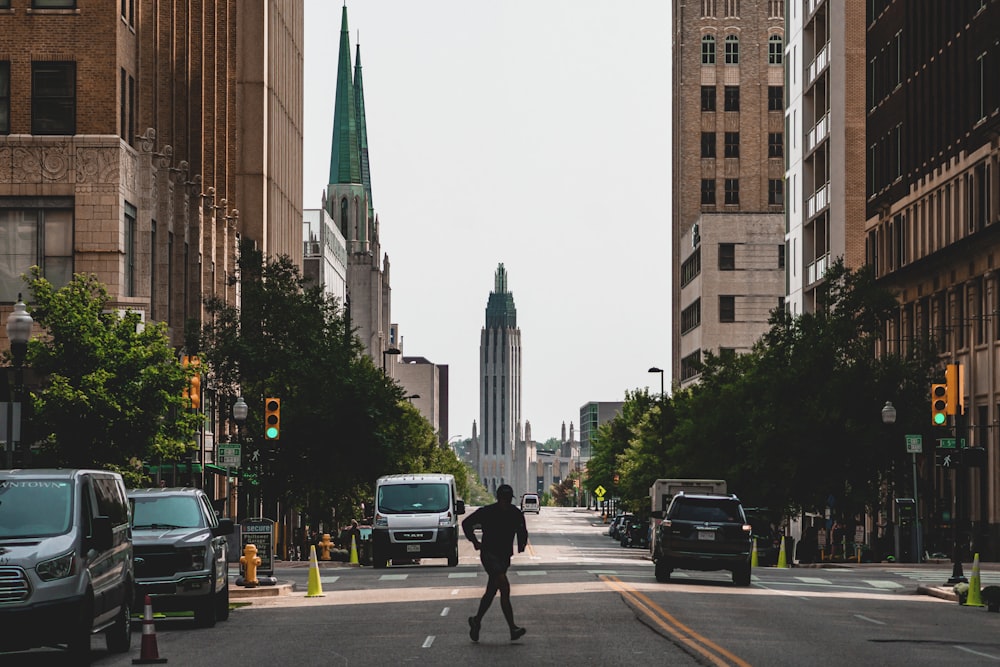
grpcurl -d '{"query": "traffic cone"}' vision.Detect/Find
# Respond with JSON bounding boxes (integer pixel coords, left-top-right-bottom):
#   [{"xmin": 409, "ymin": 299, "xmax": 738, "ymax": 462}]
[
  {"xmin": 750, "ymin": 538, "xmax": 759, "ymax": 568},
  {"xmin": 132, "ymin": 595, "xmax": 167, "ymax": 664},
  {"xmin": 305, "ymin": 544, "xmax": 325, "ymax": 597},
  {"xmin": 350, "ymin": 534, "xmax": 359, "ymax": 565},
  {"xmin": 777, "ymin": 536, "xmax": 789, "ymax": 568},
  {"xmin": 965, "ymin": 552, "xmax": 985, "ymax": 607}
]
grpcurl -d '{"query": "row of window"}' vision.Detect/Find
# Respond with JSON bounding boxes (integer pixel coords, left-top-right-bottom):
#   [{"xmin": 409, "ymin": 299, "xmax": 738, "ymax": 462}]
[
  {"xmin": 701, "ymin": 34, "xmax": 783, "ymax": 66},
  {"xmin": 0, "ymin": 61, "xmax": 76, "ymax": 135},
  {"xmin": 699, "ymin": 132, "xmax": 783, "ymax": 159},
  {"xmin": 701, "ymin": 85, "xmax": 784, "ymax": 113},
  {"xmin": 700, "ymin": 0, "xmax": 784, "ymax": 19},
  {"xmin": 681, "ymin": 243, "xmax": 785, "ymax": 289},
  {"xmin": 699, "ymin": 179, "xmax": 784, "ymax": 206},
  {"xmin": 0, "ymin": 1, "xmax": 80, "ymax": 7}
]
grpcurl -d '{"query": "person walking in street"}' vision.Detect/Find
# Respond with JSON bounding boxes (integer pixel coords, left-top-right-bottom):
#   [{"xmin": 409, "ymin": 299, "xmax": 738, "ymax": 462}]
[{"xmin": 462, "ymin": 484, "xmax": 529, "ymax": 642}]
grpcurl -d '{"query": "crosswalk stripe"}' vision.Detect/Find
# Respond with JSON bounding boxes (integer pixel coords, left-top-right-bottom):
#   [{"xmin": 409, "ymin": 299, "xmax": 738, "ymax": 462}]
[
  {"xmin": 864, "ymin": 580, "xmax": 904, "ymax": 589},
  {"xmin": 448, "ymin": 572, "xmax": 478, "ymax": 578},
  {"xmin": 379, "ymin": 574, "xmax": 408, "ymax": 581},
  {"xmin": 795, "ymin": 577, "xmax": 832, "ymax": 585}
]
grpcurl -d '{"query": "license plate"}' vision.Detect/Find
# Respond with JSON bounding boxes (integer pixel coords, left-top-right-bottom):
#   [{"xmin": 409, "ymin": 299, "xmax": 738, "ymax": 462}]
[
  {"xmin": 697, "ymin": 530, "xmax": 715, "ymax": 541},
  {"xmin": 406, "ymin": 544, "xmax": 421, "ymax": 553}
]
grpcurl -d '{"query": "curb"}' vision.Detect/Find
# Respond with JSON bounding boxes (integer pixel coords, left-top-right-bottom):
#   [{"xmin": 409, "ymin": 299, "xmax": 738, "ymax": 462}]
[
  {"xmin": 917, "ymin": 584, "xmax": 958, "ymax": 602},
  {"xmin": 230, "ymin": 582, "xmax": 295, "ymax": 599}
]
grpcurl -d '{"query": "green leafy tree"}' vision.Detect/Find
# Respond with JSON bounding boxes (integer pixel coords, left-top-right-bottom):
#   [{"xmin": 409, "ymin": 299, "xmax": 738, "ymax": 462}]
[{"xmin": 23, "ymin": 269, "xmax": 200, "ymax": 483}]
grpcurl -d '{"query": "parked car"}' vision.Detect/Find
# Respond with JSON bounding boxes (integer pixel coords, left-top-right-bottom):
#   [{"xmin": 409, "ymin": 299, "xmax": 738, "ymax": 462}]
[
  {"xmin": 608, "ymin": 513, "xmax": 634, "ymax": 540},
  {"xmin": 0, "ymin": 469, "xmax": 134, "ymax": 661},
  {"xmin": 129, "ymin": 487, "xmax": 234, "ymax": 627},
  {"xmin": 653, "ymin": 492, "xmax": 753, "ymax": 585},
  {"xmin": 621, "ymin": 518, "xmax": 650, "ymax": 549}
]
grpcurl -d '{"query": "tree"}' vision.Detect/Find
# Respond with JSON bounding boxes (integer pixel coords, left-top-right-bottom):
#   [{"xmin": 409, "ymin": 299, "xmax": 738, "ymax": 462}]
[{"xmin": 23, "ymin": 269, "xmax": 200, "ymax": 484}]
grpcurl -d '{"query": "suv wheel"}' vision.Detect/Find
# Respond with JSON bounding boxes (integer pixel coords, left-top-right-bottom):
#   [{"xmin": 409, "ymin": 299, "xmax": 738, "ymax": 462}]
[
  {"xmin": 733, "ymin": 562, "xmax": 751, "ymax": 586},
  {"xmin": 654, "ymin": 557, "xmax": 672, "ymax": 583},
  {"xmin": 104, "ymin": 596, "xmax": 132, "ymax": 653},
  {"xmin": 194, "ymin": 569, "xmax": 218, "ymax": 628},
  {"xmin": 215, "ymin": 578, "xmax": 231, "ymax": 621}
]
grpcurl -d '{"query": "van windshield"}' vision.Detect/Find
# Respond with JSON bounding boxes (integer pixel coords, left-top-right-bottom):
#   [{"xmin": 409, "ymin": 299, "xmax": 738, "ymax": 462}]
[
  {"xmin": 0, "ymin": 479, "xmax": 74, "ymax": 538},
  {"xmin": 377, "ymin": 483, "xmax": 450, "ymax": 514}
]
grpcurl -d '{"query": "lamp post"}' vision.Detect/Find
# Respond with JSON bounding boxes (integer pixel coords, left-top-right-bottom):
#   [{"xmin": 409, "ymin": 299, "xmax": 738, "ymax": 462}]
[
  {"xmin": 382, "ymin": 347, "xmax": 400, "ymax": 374},
  {"xmin": 231, "ymin": 396, "xmax": 248, "ymax": 520},
  {"xmin": 405, "ymin": 393, "xmax": 420, "ymax": 403},
  {"xmin": 648, "ymin": 367, "xmax": 664, "ymax": 397},
  {"xmin": 5, "ymin": 295, "xmax": 33, "ymax": 469},
  {"xmin": 881, "ymin": 401, "xmax": 923, "ymax": 564}
]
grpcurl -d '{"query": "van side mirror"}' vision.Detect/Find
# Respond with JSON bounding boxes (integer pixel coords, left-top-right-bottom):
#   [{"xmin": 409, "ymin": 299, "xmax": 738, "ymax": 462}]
[
  {"xmin": 213, "ymin": 518, "xmax": 235, "ymax": 536},
  {"xmin": 92, "ymin": 516, "xmax": 114, "ymax": 551},
  {"xmin": 455, "ymin": 500, "xmax": 465, "ymax": 515}
]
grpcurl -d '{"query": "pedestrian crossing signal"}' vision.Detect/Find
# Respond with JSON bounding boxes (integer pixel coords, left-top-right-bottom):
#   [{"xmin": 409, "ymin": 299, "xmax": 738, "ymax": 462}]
[
  {"xmin": 264, "ymin": 398, "xmax": 280, "ymax": 440},
  {"xmin": 931, "ymin": 384, "xmax": 947, "ymax": 426}
]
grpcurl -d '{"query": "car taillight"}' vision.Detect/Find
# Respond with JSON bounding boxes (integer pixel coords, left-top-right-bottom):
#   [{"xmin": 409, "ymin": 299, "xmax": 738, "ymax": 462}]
[{"xmin": 742, "ymin": 524, "xmax": 752, "ymax": 533}]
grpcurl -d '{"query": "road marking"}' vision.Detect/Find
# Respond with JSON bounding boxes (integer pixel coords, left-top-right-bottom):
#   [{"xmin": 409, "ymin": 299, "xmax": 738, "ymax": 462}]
[
  {"xmin": 448, "ymin": 572, "xmax": 478, "ymax": 578},
  {"xmin": 380, "ymin": 574, "xmax": 408, "ymax": 581},
  {"xmin": 864, "ymin": 580, "xmax": 903, "ymax": 589},
  {"xmin": 440, "ymin": 607, "xmax": 450, "ymax": 617},
  {"xmin": 795, "ymin": 577, "xmax": 832, "ymax": 585},
  {"xmin": 587, "ymin": 570, "xmax": 619, "ymax": 575},
  {"xmin": 956, "ymin": 645, "xmax": 1000, "ymax": 660},
  {"xmin": 516, "ymin": 570, "xmax": 547, "ymax": 576},
  {"xmin": 320, "ymin": 576, "xmax": 339, "ymax": 584},
  {"xmin": 855, "ymin": 614, "xmax": 885, "ymax": 625},
  {"xmin": 451, "ymin": 589, "xmax": 459, "ymax": 595},
  {"xmin": 422, "ymin": 636, "xmax": 435, "ymax": 648}
]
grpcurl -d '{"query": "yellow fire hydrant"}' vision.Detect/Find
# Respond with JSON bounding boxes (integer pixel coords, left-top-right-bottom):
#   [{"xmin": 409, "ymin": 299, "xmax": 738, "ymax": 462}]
[
  {"xmin": 240, "ymin": 543, "xmax": 261, "ymax": 587},
  {"xmin": 318, "ymin": 533, "xmax": 335, "ymax": 561}
]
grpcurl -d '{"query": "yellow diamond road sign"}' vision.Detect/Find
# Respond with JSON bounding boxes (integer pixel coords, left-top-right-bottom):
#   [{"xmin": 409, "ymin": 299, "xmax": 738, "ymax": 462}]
[{"xmin": 594, "ymin": 485, "xmax": 606, "ymax": 497}]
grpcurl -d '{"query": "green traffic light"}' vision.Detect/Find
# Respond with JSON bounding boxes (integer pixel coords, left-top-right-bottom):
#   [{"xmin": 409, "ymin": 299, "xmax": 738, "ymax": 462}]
[
  {"xmin": 933, "ymin": 412, "xmax": 947, "ymax": 425},
  {"xmin": 266, "ymin": 426, "xmax": 279, "ymax": 439}
]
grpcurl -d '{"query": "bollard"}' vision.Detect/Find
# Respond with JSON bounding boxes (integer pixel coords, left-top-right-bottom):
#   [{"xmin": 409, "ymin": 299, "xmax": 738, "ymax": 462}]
[{"xmin": 239, "ymin": 543, "xmax": 261, "ymax": 587}]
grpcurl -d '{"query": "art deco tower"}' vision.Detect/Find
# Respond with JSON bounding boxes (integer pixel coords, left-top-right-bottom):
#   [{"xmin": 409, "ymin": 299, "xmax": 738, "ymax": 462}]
[{"xmin": 479, "ymin": 264, "xmax": 525, "ymax": 496}]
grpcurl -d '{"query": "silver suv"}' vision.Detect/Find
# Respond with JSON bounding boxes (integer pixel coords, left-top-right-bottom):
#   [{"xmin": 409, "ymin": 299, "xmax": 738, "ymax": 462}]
[{"xmin": 129, "ymin": 487, "xmax": 233, "ymax": 627}]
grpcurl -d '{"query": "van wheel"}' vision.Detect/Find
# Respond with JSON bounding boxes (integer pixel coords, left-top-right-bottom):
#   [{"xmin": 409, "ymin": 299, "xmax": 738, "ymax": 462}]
[
  {"xmin": 104, "ymin": 596, "xmax": 132, "ymax": 653},
  {"xmin": 194, "ymin": 570, "xmax": 218, "ymax": 628},
  {"xmin": 372, "ymin": 546, "xmax": 387, "ymax": 569},
  {"xmin": 447, "ymin": 542, "xmax": 459, "ymax": 567},
  {"xmin": 68, "ymin": 596, "xmax": 93, "ymax": 662},
  {"xmin": 215, "ymin": 578, "xmax": 231, "ymax": 621}
]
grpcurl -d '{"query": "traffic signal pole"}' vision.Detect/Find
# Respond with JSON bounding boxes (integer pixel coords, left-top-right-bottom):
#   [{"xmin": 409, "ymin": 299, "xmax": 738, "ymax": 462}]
[{"xmin": 947, "ymin": 364, "xmax": 967, "ymax": 584}]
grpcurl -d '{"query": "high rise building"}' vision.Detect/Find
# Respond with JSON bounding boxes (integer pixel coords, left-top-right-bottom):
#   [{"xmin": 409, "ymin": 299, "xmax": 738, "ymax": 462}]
[
  {"xmin": 671, "ymin": 0, "xmax": 786, "ymax": 387},
  {"xmin": 479, "ymin": 263, "xmax": 526, "ymax": 496},
  {"xmin": 785, "ymin": 0, "xmax": 867, "ymax": 315}
]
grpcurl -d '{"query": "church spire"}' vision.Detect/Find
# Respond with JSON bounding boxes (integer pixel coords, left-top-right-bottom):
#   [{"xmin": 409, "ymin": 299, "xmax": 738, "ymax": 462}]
[
  {"xmin": 355, "ymin": 43, "xmax": 374, "ymax": 219},
  {"xmin": 329, "ymin": 6, "xmax": 361, "ymax": 185}
]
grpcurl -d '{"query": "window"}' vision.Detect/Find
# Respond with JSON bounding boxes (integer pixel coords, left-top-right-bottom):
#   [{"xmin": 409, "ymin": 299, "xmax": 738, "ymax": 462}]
[
  {"xmin": 701, "ymin": 0, "xmax": 716, "ymax": 17},
  {"xmin": 768, "ymin": 179, "xmax": 784, "ymax": 205},
  {"xmin": 702, "ymin": 35, "xmax": 716, "ymax": 65},
  {"xmin": 681, "ymin": 299, "xmax": 701, "ymax": 334},
  {"xmin": 724, "ymin": 0, "xmax": 740, "ymax": 17},
  {"xmin": 719, "ymin": 243, "xmax": 735, "ymax": 270},
  {"xmin": 32, "ymin": 0, "xmax": 76, "ymax": 8},
  {"xmin": 681, "ymin": 350, "xmax": 702, "ymax": 381},
  {"xmin": 120, "ymin": 69, "xmax": 127, "ymax": 140},
  {"xmin": 768, "ymin": 35, "xmax": 783, "ymax": 64},
  {"xmin": 0, "ymin": 201, "xmax": 74, "ymax": 302},
  {"xmin": 724, "ymin": 35, "xmax": 740, "ymax": 65},
  {"xmin": 681, "ymin": 247, "xmax": 701, "ymax": 287},
  {"xmin": 125, "ymin": 202, "xmax": 136, "ymax": 297},
  {"xmin": 724, "ymin": 132, "xmax": 740, "ymax": 158},
  {"xmin": 724, "ymin": 86, "xmax": 740, "ymax": 111},
  {"xmin": 778, "ymin": 244, "xmax": 785, "ymax": 269},
  {"xmin": 724, "ymin": 179, "xmax": 739, "ymax": 205},
  {"xmin": 0, "ymin": 62, "xmax": 9, "ymax": 134},
  {"xmin": 701, "ymin": 132, "xmax": 716, "ymax": 158},
  {"xmin": 701, "ymin": 85, "xmax": 716, "ymax": 111},
  {"xmin": 32, "ymin": 61, "xmax": 75, "ymax": 135},
  {"xmin": 768, "ymin": 132, "xmax": 783, "ymax": 158},
  {"xmin": 701, "ymin": 179, "xmax": 716, "ymax": 205},
  {"xmin": 719, "ymin": 296, "xmax": 736, "ymax": 322},
  {"xmin": 768, "ymin": 85, "xmax": 783, "ymax": 111},
  {"xmin": 150, "ymin": 220, "xmax": 157, "ymax": 320}
]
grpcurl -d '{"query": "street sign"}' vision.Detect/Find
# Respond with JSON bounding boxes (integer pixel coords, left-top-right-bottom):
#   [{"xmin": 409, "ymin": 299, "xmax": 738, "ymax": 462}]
[
  {"xmin": 936, "ymin": 449, "xmax": 955, "ymax": 468},
  {"xmin": 594, "ymin": 484, "xmax": 606, "ymax": 497},
  {"xmin": 938, "ymin": 438, "xmax": 967, "ymax": 449},
  {"xmin": 241, "ymin": 518, "xmax": 274, "ymax": 575},
  {"xmin": 905, "ymin": 434, "xmax": 922, "ymax": 454},
  {"xmin": 218, "ymin": 443, "xmax": 241, "ymax": 467}
]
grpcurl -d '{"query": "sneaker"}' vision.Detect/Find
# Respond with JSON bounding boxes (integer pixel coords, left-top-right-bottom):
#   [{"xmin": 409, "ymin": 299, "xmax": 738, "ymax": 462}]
[
  {"xmin": 468, "ymin": 616, "xmax": 480, "ymax": 642},
  {"xmin": 510, "ymin": 626, "xmax": 526, "ymax": 641}
]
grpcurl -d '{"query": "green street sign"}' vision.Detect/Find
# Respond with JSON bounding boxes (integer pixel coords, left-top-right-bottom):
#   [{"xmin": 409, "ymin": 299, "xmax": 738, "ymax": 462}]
[{"xmin": 905, "ymin": 435, "xmax": 922, "ymax": 454}]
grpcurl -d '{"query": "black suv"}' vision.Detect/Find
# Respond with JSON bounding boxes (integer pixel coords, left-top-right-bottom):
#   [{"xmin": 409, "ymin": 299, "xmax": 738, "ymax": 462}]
[
  {"xmin": 653, "ymin": 492, "xmax": 752, "ymax": 586},
  {"xmin": 129, "ymin": 487, "xmax": 234, "ymax": 627}
]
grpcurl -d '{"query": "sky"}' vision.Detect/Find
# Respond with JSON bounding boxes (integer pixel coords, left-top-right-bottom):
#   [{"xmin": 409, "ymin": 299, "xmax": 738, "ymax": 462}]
[{"xmin": 302, "ymin": 0, "xmax": 672, "ymax": 442}]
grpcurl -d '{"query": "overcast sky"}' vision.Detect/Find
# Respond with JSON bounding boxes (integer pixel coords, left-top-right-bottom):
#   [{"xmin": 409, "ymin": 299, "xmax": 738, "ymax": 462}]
[{"xmin": 303, "ymin": 0, "xmax": 672, "ymax": 442}]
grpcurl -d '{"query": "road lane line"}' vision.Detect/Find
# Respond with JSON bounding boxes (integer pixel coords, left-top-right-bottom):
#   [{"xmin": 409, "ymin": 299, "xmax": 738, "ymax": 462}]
[
  {"xmin": 422, "ymin": 636, "xmax": 435, "ymax": 648},
  {"xmin": 441, "ymin": 607, "xmax": 450, "ymax": 616},
  {"xmin": 854, "ymin": 614, "xmax": 885, "ymax": 625},
  {"xmin": 956, "ymin": 645, "xmax": 1000, "ymax": 660},
  {"xmin": 602, "ymin": 575, "xmax": 752, "ymax": 667}
]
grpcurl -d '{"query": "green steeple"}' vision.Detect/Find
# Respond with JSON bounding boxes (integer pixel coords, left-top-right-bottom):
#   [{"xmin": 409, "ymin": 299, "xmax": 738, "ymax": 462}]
[
  {"xmin": 355, "ymin": 44, "xmax": 374, "ymax": 218},
  {"xmin": 485, "ymin": 263, "xmax": 517, "ymax": 329},
  {"xmin": 329, "ymin": 6, "xmax": 361, "ymax": 185}
]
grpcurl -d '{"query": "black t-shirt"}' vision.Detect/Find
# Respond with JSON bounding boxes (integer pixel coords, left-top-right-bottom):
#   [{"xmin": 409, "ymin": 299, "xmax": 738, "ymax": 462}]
[{"xmin": 462, "ymin": 502, "xmax": 528, "ymax": 558}]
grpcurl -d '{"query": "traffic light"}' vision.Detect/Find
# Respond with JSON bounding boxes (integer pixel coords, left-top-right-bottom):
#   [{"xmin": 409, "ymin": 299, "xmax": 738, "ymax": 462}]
[
  {"xmin": 264, "ymin": 398, "xmax": 280, "ymax": 440},
  {"xmin": 931, "ymin": 383, "xmax": 947, "ymax": 426},
  {"xmin": 945, "ymin": 363, "xmax": 962, "ymax": 416},
  {"xmin": 181, "ymin": 355, "xmax": 201, "ymax": 410}
]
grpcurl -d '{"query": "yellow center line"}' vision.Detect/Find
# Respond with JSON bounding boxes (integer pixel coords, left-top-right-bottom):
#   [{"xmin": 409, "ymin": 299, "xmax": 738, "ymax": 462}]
[{"xmin": 601, "ymin": 574, "xmax": 752, "ymax": 667}]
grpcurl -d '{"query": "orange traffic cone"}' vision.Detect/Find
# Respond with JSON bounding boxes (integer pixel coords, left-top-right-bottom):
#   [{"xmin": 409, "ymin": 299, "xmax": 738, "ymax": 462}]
[{"xmin": 132, "ymin": 594, "xmax": 167, "ymax": 664}]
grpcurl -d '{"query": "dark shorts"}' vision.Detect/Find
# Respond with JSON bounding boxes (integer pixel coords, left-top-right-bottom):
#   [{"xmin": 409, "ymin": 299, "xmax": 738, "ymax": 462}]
[{"xmin": 480, "ymin": 551, "xmax": 511, "ymax": 576}]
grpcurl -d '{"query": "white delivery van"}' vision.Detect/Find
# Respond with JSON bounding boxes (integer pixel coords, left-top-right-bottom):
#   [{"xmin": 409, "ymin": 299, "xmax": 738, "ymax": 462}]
[
  {"xmin": 0, "ymin": 469, "xmax": 134, "ymax": 661},
  {"xmin": 520, "ymin": 493, "xmax": 540, "ymax": 513},
  {"xmin": 372, "ymin": 474, "xmax": 465, "ymax": 568}
]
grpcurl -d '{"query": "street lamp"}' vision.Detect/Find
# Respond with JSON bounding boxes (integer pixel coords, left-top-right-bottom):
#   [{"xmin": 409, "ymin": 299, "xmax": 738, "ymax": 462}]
[
  {"xmin": 231, "ymin": 396, "xmax": 248, "ymax": 520},
  {"xmin": 382, "ymin": 347, "xmax": 401, "ymax": 373},
  {"xmin": 648, "ymin": 367, "xmax": 664, "ymax": 397},
  {"xmin": 882, "ymin": 401, "xmax": 923, "ymax": 565},
  {"xmin": 405, "ymin": 393, "xmax": 420, "ymax": 403},
  {"xmin": 6, "ymin": 295, "xmax": 33, "ymax": 468}
]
